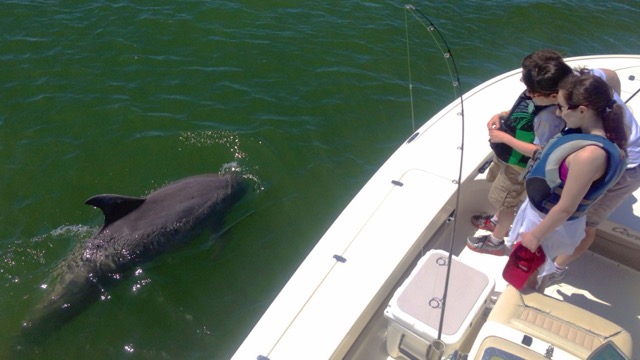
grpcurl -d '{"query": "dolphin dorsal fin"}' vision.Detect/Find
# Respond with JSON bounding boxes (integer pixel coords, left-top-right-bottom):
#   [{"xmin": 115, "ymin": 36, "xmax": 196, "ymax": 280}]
[{"xmin": 85, "ymin": 194, "xmax": 146, "ymax": 227}]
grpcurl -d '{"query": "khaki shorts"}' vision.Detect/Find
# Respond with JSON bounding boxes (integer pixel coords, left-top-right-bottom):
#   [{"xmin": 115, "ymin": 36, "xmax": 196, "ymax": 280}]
[
  {"xmin": 586, "ymin": 165, "xmax": 640, "ymax": 227},
  {"xmin": 487, "ymin": 156, "xmax": 527, "ymax": 210}
]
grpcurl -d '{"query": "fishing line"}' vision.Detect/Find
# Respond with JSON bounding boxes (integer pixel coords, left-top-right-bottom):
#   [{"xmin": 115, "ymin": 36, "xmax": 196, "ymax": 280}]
[
  {"xmin": 404, "ymin": 5, "xmax": 461, "ymax": 105},
  {"xmin": 404, "ymin": 10, "xmax": 416, "ymax": 132},
  {"xmin": 404, "ymin": 3, "xmax": 465, "ymax": 347}
]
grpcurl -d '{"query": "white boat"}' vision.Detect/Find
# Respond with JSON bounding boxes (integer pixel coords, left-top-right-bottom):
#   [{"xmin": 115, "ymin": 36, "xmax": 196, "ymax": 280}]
[{"xmin": 232, "ymin": 55, "xmax": 640, "ymax": 360}]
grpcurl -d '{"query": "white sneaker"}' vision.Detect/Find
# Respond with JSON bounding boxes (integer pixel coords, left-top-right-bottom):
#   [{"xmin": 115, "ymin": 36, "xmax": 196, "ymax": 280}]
[{"xmin": 537, "ymin": 268, "xmax": 567, "ymax": 291}]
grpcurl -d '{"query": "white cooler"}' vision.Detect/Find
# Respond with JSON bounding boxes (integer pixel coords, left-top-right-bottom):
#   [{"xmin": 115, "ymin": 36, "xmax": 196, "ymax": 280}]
[{"xmin": 384, "ymin": 249, "xmax": 494, "ymax": 359}]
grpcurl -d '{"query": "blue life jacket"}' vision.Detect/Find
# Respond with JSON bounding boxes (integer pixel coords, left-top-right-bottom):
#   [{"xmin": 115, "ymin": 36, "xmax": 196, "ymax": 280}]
[{"xmin": 525, "ymin": 132, "xmax": 626, "ymax": 220}]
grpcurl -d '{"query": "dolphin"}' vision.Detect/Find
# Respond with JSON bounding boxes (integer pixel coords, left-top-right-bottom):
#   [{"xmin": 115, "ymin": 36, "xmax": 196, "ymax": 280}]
[{"xmin": 22, "ymin": 173, "xmax": 248, "ymax": 336}]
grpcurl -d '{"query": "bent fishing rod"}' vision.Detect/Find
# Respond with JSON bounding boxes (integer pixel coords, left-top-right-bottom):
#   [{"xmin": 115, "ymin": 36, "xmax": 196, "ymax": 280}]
[{"xmin": 404, "ymin": 3, "xmax": 465, "ymax": 353}]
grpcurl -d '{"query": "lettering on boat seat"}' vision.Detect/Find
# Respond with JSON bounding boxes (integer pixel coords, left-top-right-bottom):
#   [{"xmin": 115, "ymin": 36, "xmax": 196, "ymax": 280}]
[{"xmin": 486, "ymin": 285, "xmax": 632, "ymax": 359}]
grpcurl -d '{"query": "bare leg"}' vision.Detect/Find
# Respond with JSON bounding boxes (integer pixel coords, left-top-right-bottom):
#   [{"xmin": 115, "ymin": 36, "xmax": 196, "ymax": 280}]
[
  {"xmin": 525, "ymin": 268, "xmax": 540, "ymax": 290},
  {"xmin": 554, "ymin": 226, "xmax": 597, "ymax": 267},
  {"xmin": 492, "ymin": 207, "xmax": 516, "ymax": 240}
]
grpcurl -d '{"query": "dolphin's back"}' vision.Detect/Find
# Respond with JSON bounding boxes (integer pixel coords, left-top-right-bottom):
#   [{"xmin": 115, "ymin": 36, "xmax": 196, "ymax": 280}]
[{"xmin": 88, "ymin": 173, "xmax": 247, "ymax": 261}]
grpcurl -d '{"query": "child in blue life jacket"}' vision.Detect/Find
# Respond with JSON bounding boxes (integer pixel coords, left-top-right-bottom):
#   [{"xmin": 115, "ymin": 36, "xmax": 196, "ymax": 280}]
[
  {"xmin": 537, "ymin": 67, "xmax": 640, "ymax": 290},
  {"xmin": 507, "ymin": 72, "xmax": 628, "ymax": 289}
]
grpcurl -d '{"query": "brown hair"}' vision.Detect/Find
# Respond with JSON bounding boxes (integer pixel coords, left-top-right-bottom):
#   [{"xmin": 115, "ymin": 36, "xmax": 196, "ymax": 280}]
[
  {"xmin": 521, "ymin": 49, "xmax": 573, "ymax": 95},
  {"xmin": 559, "ymin": 71, "xmax": 628, "ymax": 152}
]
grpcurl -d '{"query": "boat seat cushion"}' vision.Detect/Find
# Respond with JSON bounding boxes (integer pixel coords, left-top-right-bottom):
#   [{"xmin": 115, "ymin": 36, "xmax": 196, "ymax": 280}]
[{"xmin": 487, "ymin": 285, "xmax": 632, "ymax": 359}]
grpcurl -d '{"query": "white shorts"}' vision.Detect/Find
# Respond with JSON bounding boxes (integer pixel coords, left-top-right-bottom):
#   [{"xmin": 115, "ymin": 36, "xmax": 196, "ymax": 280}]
[{"xmin": 508, "ymin": 198, "xmax": 585, "ymax": 276}]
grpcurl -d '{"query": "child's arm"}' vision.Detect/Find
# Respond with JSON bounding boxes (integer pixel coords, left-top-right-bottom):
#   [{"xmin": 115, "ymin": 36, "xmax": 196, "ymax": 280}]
[{"xmin": 488, "ymin": 129, "xmax": 538, "ymax": 157}]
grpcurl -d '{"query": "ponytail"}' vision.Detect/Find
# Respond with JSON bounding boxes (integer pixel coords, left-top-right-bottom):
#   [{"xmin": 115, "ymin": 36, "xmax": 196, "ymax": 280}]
[{"xmin": 603, "ymin": 103, "xmax": 628, "ymax": 154}]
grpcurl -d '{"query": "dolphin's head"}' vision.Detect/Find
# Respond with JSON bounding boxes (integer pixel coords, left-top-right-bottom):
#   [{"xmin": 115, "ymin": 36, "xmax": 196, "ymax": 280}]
[
  {"xmin": 160, "ymin": 173, "xmax": 250, "ymax": 224},
  {"xmin": 217, "ymin": 173, "xmax": 250, "ymax": 209}
]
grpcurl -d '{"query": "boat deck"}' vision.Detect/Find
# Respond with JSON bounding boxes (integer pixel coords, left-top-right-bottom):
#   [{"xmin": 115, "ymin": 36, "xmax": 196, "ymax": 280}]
[{"xmin": 345, "ymin": 171, "xmax": 640, "ymax": 360}]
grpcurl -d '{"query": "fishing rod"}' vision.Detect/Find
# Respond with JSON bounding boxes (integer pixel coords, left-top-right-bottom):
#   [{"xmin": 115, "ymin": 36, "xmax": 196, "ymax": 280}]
[{"xmin": 404, "ymin": 4, "xmax": 464, "ymax": 358}]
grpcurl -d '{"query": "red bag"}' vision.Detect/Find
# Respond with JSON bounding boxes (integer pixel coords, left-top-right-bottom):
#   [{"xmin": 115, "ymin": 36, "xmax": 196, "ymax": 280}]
[{"xmin": 502, "ymin": 242, "xmax": 546, "ymax": 290}]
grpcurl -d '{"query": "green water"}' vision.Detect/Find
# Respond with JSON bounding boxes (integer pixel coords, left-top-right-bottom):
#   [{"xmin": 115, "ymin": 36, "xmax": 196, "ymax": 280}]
[{"xmin": 1, "ymin": 1, "xmax": 639, "ymax": 358}]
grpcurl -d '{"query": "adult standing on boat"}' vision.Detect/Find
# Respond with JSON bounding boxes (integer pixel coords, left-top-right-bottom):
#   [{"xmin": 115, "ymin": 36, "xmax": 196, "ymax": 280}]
[
  {"xmin": 538, "ymin": 68, "xmax": 640, "ymax": 289},
  {"xmin": 467, "ymin": 50, "xmax": 571, "ymax": 254},
  {"xmin": 508, "ymin": 72, "xmax": 627, "ymax": 289}
]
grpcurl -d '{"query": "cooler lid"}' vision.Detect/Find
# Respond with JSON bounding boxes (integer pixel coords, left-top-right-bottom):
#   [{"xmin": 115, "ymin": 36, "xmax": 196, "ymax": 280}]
[{"xmin": 395, "ymin": 251, "xmax": 490, "ymax": 336}]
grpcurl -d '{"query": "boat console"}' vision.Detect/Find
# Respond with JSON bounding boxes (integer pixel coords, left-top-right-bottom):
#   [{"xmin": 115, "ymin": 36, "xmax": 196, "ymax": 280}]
[{"xmin": 468, "ymin": 285, "xmax": 632, "ymax": 359}]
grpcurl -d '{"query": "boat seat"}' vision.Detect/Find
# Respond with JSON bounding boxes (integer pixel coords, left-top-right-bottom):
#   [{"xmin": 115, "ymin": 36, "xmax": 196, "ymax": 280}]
[{"xmin": 487, "ymin": 285, "xmax": 633, "ymax": 359}]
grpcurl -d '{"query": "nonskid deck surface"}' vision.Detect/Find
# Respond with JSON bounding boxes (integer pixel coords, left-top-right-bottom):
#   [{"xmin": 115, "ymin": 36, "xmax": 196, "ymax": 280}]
[
  {"xmin": 346, "ymin": 175, "xmax": 640, "ymax": 360},
  {"xmin": 456, "ymin": 173, "xmax": 640, "ymax": 357},
  {"xmin": 460, "ymin": 247, "xmax": 640, "ymax": 347},
  {"xmin": 544, "ymin": 251, "xmax": 640, "ymax": 344},
  {"xmin": 346, "ymin": 234, "xmax": 640, "ymax": 360},
  {"xmin": 458, "ymin": 171, "xmax": 640, "ymax": 354}
]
